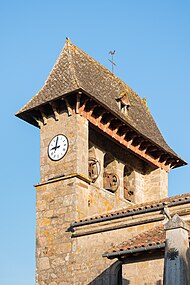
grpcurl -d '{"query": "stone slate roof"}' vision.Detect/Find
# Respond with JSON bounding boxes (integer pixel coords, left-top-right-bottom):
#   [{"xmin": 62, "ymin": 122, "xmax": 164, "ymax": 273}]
[
  {"xmin": 72, "ymin": 192, "xmax": 190, "ymax": 225},
  {"xmin": 16, "ymin": 39, "xmax": 181, "ymax": 158}
]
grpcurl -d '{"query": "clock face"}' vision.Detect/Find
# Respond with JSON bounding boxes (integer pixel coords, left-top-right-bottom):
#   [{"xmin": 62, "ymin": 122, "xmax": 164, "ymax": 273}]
[{"xmin": 48, "ymin": 134, "xmax": 69, "ymax": 161}]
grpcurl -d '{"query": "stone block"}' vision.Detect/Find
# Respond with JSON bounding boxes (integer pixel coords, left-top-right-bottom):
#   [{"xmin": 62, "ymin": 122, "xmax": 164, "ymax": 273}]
[
  {"xmin": 38, "ymin": 257, "xmax": 50, "ymax": 271},
  {"xmin": 38, "ymin": 218, "xmax": 51, "ymax": 227},
  {"xmin": 62, "ymin": 195, "xmax": 75, "ymax": 207}
]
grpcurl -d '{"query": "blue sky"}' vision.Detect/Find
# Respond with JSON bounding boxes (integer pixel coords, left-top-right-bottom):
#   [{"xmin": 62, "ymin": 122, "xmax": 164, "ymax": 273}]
[{"xmin": 1, "ymin": 1, "xmax": 190, "ymax": 284}]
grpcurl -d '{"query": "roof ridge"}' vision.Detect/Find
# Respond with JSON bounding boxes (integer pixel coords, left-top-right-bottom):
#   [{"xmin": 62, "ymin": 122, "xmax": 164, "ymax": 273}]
[
  {"xmin": 67, "ymin": 39, "xmax": 131, "ymax": 95},
  {"xmin": 16, "ymin": 39, "xmax": 186, "ymax": 166},
  {"xmin": 16, "ymin": 40, "xmax": 79, "ymax": 115},
  {"xmin": 66, "ymin": 42, "xmax": 180, "ymax": 158},
  {"xmin": 66, "ymin": 39, "xmax": 80, "ymax": 88}
]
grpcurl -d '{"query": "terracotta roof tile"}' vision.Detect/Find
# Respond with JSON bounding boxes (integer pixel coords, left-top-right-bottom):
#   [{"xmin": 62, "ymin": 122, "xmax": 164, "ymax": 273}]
[
  {"xmin": 104, "ymin": 221, "xmax": 190, "ymax": 256},
  {"xmin": 16, "ymin": 39, "xmax": 184, "ymax": 160},
  {"xmin": 106, "ymin": 224, "xmax": 165, "ymax": 254}
]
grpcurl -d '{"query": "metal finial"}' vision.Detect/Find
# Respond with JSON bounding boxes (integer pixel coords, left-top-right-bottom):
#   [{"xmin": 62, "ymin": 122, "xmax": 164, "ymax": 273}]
[{"xmin": 108, "ymin": 50, "xmax": 116, "ymax": 73}]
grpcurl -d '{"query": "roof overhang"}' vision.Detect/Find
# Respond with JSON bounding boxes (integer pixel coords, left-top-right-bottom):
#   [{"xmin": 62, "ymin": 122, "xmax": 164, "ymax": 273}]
[
  {"xmin": 102, "ymin": 243, "xmax": 165, "ymax": 259},
  {"xmin": 16, "ymin": 90, "xmax": 187, "ymax": 171}
]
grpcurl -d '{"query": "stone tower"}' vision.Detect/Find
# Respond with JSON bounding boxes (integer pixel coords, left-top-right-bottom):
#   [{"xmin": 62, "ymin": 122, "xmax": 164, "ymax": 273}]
[{"xmin": 16, "ymin": 39, "xmax": 186, "ymax": 284}]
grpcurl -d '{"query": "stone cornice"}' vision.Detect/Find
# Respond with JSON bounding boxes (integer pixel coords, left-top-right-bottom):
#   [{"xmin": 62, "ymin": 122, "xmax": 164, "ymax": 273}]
[
  {"xmin": 70, "ymin": 202, "xmax": 190, "ymax": 237},
  {"xmin": 34, "ymin": 173, "xmax": 91, "ymax": 188}
]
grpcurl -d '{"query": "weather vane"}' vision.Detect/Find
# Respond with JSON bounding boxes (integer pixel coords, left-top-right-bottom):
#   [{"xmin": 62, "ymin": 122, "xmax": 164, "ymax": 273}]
[{"xmin": 108, "ymin": 50, "xmax": 116, "ymax": 73}]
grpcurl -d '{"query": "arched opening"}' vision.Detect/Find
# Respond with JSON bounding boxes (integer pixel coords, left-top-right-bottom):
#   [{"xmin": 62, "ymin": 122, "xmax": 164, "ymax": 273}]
[
  {"xmin": 123, "ymin": 165, "xmax": 135, "ymax": 202},
  {"xmin": 103, "ymin": 153, "xmax": 119, "ymax": 193},
  {"xmin": 88, "ymin": 146, "xmax": 100, "ymax": 182}
]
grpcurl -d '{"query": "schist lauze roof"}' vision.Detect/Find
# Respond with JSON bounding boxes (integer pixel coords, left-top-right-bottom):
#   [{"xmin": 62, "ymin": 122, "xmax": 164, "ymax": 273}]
[{"xmin": 16, "ymin": 39, "xmax": 186, "ymax": 171}]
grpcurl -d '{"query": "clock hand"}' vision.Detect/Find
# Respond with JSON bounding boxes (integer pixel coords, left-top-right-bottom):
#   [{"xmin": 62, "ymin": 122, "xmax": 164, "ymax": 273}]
[
  {"xmin": 51, "ymin": 145, "xmax": 60, "ymax": 151},
  {"xmin": 55, "ymin": 136, "xmax": 59, "ymax": 149},
  {"xmin": 51, "ymin": 136, "xmax": 60, "ymax": 152}
]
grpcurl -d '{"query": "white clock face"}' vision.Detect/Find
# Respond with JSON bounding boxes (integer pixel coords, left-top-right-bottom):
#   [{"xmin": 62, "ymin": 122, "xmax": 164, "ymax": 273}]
[{"xmin": 48, "ymin": 134, "xmax": 69, "ymax": 161}]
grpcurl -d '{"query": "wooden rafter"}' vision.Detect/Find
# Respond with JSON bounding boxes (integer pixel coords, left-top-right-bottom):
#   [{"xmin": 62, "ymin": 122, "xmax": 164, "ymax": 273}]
[
  {"xmin": 78, "ymin": 97, "xmax": 90, "ymax": 115},
  {"xmin": 159, "ymin": 154, "xmax": 170, "ymax": 163},
  {"xmin": 32, "ymin": 115, "xmax": 44, "ymax": 128},
  {"xmin": 165, "ymin": 157, "xmax": 175, "ymax": 166},
  {"xmin": 119, "ymin": 133, "xmax": 127, "ymax": 144},
  {"xmin": 132, "ymin": 136, "xmax": 144, "ymax": 147},
  {"xmin": 78, "ymin": 98, "xmax": 171, "ymax": 171},
  {"xmin": 146, "ymin": 146, "xmax": 158, "ymax": 153},
  {"xmin": 125, "ymin": 131, "xmax": 137, "ymax": 141},
  {"xmin": 139, "ymin": 141, "xmax": 151, "ymax": 151},
  {"xmin": 111, "ymin": 126, "xmax": 119, "ymax": 138},
  {"xmin": 95, "ymin": 114, "xmax": 103, "ymax": 126},
  {"xmin": 150, "ymin": 150, "xmax": 164, "ymax": 160},
  {"xmin": 35, "ymin": 92, "xmax": 180, "ymax": 170},
  {"xmin": 170, "ymin": 159, "xmax": 179, "ymax": 168}
]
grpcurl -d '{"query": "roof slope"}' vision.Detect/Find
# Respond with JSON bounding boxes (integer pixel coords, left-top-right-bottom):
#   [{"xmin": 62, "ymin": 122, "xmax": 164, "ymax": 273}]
[
  {"xmin": 105, "ymin": 224, "xmax": 165, "ymax": 254},
  {"xmin": 104, "ymin": 221, "xmax": 190, "ymax": 256},
  {"xmin": 16, "ymin": 39, "xmax": 178, "ymax": 156},
  {"xmin": 72, "ymin": 192, "xmax": 190, "ymax": 225}
]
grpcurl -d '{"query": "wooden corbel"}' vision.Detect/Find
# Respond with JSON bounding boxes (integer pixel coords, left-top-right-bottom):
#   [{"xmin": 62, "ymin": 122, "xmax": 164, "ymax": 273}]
[
  {"xmin": 32, "ymin": 116, "xmax": 44, "ymax": 128},
  {"xmin": 64, "ymin": 97, "xmax": 73, "ymax": 116},
  {"xmin": 76, "ymin": 92, "xmax": 82, "ymax": 114},
  {"xmin": 50, "ymin": 102, "xmax": 59, "ymax": 121},
  {"xmin": 39, "ymin": 108, "xmax": 47, "ymax": 125}
]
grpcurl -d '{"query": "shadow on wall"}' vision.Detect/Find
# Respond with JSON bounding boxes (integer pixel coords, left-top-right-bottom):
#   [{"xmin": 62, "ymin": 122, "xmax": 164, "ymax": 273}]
[
  {"xmin": 86, "ymin": 258, "xmax": 164, "ymax": 285},
  {"xmin": 86, "ymin": 244, "xmax": 190, "ymax": 285},
  {"xmin": 84, "ymin": 247, "xmax": 190, "ymax": 285},
  {"xmin": 87, "ymin": 260, "xmax": 129, "ymax": 285},
  {"xmin": 163, "ymin": 242, "xmax": 190, "ymax": 284}
]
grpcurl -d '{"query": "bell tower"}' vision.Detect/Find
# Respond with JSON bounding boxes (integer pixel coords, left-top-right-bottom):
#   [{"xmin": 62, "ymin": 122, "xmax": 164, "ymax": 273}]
[
  {"xmin": 16, "ymin": 39, "xmax": 186, "ymax": 284},
  {"xmin": 35, "ymin": 105, "xmax": 90, "ymax": 284}
]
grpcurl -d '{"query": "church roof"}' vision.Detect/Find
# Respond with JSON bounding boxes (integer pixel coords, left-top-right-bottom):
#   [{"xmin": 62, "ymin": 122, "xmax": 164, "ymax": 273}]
[
  {"xmin": 72, "ymin": 192, "xmax": 190, "ymax": 226},
  {"xmin": 103, "ymin": 224, "xmax": 165, "ymax": 257},
  {"xmin": 16, "ymin": 39, "xmax": 183, "ymax": 161},
  {"xmin": 103, "ymin": 221, "xmax": 190, "ymax": 258}
]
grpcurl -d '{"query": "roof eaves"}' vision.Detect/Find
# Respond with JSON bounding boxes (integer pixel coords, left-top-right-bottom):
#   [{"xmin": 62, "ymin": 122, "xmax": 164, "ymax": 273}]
[
  {"xmin": 71, "ymin": 194, "xmax": 190, "ymax": 227},
  {"xmin": 71, "ymin": 205, "xmax": 165, "ymax": 228},
  {"xmin": 103, "ymin": 227, "xmax": 190, "ymax": 259},
  {"xmin": 102, "ymin": 243, "xmax": 165, "ymax": 259},
  {"xmin": 80, "ymin": 89, "xmax": 185, "ymax": 164}
]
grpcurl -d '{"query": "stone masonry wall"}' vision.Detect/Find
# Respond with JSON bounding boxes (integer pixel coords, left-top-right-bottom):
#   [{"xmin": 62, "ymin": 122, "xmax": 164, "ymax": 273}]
[
  {"xmin": 37, "ymin": 112, "xmax": 140, "ymax": 284},
  {"xmin": 144, "ymin": 168, "xmax": 168, "ymax": 202},
  {"xmin": 73, "ymin": 221, "xmax": 164, "ymax": 284},
  {"xmin": 36, "ymin": 177, "xmax": 160, "ymax": 285},
  {"xmin": 75, "ymin": 180, "xmax": 130, "ymax": 219},
  {"xmin": 36, "ymin": 179, "xmax": 77, "ymax": 285},
  {"xmin": 89, "ymin": 127, "xmax": 168, "ymax": 205},
  {"xmin": 36, "ymin": 113, "xmax": 169, "ymax": 284},
  {"xmin": 40, "ymin": 113, "xmax": 88, "ymax": 182},
  {"xmin": 122, "ymin": 255, "xmax": 164, "ymax": 285}
]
